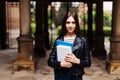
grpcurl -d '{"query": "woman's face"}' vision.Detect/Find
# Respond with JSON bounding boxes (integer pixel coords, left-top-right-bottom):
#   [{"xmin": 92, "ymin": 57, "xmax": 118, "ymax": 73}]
[{"xmin": 66, "ymin": 16, "xmax": 76, "ymax": 34}]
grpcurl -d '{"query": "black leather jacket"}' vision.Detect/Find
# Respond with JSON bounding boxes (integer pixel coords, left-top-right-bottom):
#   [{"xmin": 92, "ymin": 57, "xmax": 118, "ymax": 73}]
[{"xmin": 48, "ymin": 35, "xmax": 91, "ymax": 76}]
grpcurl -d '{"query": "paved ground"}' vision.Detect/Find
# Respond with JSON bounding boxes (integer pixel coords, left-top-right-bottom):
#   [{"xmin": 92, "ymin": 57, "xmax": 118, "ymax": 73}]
[{"xmin": 0, "ymin": 42, "xmax": 120, "ymax": 80}]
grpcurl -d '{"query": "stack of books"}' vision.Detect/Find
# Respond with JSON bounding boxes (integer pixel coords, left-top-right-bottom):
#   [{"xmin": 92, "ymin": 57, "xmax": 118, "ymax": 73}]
[{"xmin": 56, "ymin": 40, "xmax": 73, "ymax": 62}]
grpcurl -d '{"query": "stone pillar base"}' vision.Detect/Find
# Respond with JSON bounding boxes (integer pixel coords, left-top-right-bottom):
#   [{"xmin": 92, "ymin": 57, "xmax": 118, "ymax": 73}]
[
  {"xmin": 14, "ymin": 59, "xmax": 34, "ymax": 72},
  {"xmin": 106, "ymin": 60, "xmax": 120, "ymax": 74},
  {"xmin": 14, "ymin": 36, "xmax": 34, "ymax": 72}
]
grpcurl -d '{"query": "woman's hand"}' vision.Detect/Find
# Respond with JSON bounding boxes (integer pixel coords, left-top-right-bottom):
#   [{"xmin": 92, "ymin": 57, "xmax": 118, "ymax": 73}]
[
  {"xmin": 60, "ymin": 61, "xmax": 72, "ymax": 68},
  {"xmin": 65, "ymin": 54, "xmax": 80, "ymax": 64}
]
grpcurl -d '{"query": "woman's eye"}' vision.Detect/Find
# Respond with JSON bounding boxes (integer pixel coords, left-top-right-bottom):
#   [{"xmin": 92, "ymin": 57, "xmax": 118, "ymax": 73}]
[{"xmin": 66, "ymin": 21, "xmax": 75, "ymax": 24}]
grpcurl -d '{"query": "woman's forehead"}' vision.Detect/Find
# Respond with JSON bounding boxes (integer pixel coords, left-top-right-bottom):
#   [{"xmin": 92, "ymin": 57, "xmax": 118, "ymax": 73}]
[{"xmin": 66, "ymin": 16, "xmax": 75, "ymax": 21}]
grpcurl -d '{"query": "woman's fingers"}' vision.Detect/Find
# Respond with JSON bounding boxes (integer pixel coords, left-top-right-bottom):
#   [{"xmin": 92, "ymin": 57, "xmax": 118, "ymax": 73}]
[{"xmin": 65, "ymin": 53, "xmax": 80, "ymax": 64}]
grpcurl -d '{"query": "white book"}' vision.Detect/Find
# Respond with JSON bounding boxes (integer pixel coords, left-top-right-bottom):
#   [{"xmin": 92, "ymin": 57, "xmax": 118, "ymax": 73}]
[{"xmin": 57, "ymin": 45, "xmax": 72, "ymax": 62}]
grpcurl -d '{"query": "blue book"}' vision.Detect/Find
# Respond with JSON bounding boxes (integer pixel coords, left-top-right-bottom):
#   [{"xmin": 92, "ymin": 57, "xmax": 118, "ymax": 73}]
[
  {"xmin": 56, "ymin": 40, "xmax": 73, "ymax": 61},
  {"xmin": 56, "ymin": 40, "xmax": 73, "ymax": 47}
]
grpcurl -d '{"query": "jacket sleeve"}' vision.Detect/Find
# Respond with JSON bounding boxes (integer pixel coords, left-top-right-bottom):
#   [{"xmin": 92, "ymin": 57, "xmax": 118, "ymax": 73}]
[
  {"xmin": 79, "ymin": 38, "xmax": 91, "ymax": 68},
  {"xmin": 47, "ymin": 40, "xmax": 61, "ymax": 69}
]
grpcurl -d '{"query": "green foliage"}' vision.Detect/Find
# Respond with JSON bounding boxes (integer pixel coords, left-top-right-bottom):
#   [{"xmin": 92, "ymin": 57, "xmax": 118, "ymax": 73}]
[
  {"xmin": 31, "ymin": 22, "xmax": 36, "ymax": 37},
  {"xmin": 81, "ymin": 14, "xmax": 88, "ymax": 24},
  {"xmin": 54, "ymin": 7, "xmax": 66, "ymax": 27},
  {"xmin": 92, "ymin": 26, "xmax": 112, "ymax": 36},
  {"xmin": 92, "ymin": 10, "xmax": 96, "ymax": 24},
  {"xmin": 80, "ymin": 25, "xmax": 111, "ymax": 36},
  {"xmin": 103, "ymin": 26, "xmax": 112, "ymax": 36},
  {"xmin": 103, "ymin": 12, "xmax": 112, "ymax": 27},
  {"xmin": 69, "ymin": 7, "xmax": 78, "ymax": 13},
  {"xmin": 56, "ymin": 25, "xmax": 62, "ymax": 35}
]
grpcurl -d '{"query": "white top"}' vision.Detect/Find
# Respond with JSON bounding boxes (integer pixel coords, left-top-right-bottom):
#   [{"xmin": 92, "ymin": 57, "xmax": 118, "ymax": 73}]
[{"xmin": 64, "ymin": 37, "xmax": 75, "ymax": 43}]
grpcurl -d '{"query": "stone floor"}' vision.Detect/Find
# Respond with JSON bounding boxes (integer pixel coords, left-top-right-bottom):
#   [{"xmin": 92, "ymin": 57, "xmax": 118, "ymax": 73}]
[{"xmin": 0, "ymin": 42, "xmax": 120, "ymax": 80}]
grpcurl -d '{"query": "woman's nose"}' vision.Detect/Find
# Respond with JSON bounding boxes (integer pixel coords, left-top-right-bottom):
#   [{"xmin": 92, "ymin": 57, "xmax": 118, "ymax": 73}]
[{"xmin": 69, "ymin": 23, "xmax": 72, "ymax": 26}]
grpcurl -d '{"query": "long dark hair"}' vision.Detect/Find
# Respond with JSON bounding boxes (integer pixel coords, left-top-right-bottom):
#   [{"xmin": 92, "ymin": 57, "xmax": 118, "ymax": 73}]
[{"xmin": 59, "ymin": 12, "xmax": 81, "ymax": 37}]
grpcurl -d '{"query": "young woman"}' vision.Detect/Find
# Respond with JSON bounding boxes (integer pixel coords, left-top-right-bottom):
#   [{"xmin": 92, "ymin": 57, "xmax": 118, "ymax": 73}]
[{"xmin": 48, "ymin": 12, "xmax": 91, "ymax": 80}]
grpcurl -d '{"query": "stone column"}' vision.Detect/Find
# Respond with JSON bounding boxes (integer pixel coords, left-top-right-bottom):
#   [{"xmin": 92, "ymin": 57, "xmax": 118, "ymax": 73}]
[
  {"xmin": 14, "ymin": 0, "xmax": 34, "ymax": 72},
  {"xmin": 44, "ymin": 5, "xmax": 50, "ymax": 50},
  {"xmin": 87, "ymin": 2, "xmax": 93, "ymax": 51},
  {"xmin": 92, "ymin": 0, "xmax": 106, "ymax": 59},
  {"xmin": 0, "ymin": 0, "xmax": 8, "ymax": 49},
  {"xmin": 34, "ymin": 0, "xmax": 45, "ymax": 58},
  {"xmin": 106, "ymin": 0, "xmax": 120, "ymax": 74}
]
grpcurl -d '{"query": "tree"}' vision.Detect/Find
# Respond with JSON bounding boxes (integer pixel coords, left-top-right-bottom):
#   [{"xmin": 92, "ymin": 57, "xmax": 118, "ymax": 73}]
[{"xmin": 103, "ymin": 11, "xmax": 112, "ymax": 27}]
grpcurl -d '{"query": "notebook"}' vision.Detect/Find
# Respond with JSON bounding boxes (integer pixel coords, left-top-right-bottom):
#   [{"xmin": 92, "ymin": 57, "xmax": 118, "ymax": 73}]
[{"xmin": 56, "ymin": 40, "xmax": 73, "ymax": 61}]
